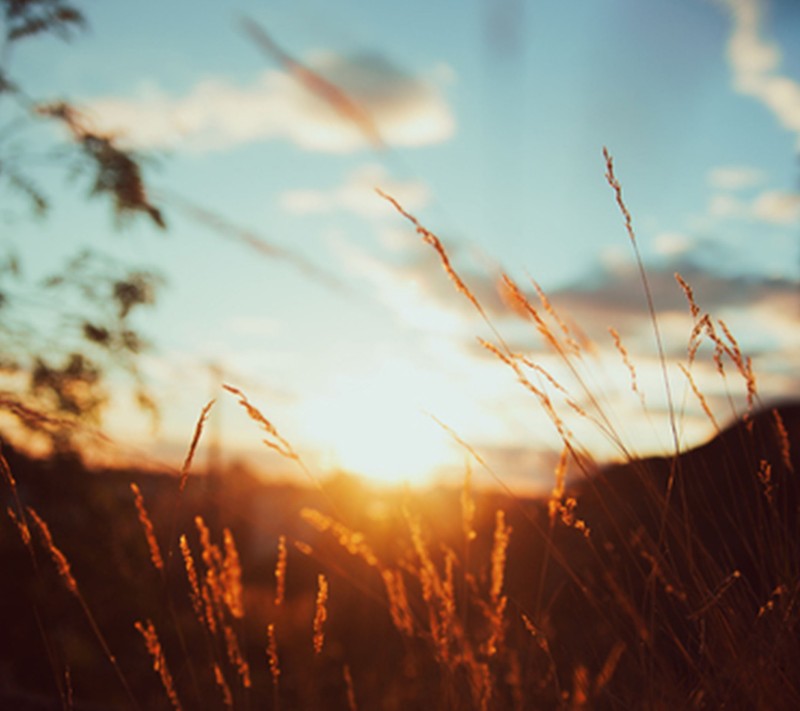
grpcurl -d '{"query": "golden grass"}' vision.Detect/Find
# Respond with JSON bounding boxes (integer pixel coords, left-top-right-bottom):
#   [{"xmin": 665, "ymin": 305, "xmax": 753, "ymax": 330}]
[
  {"xmin": 223, "ymin": 384, "xmax": 298, "ymax": 461},
  {"xmin": 180, "ymin": 533, "xmax": 204, "ymax": 623},
  {"xmin": 266, "ymin": 622, "xmax": 280, "ymax": 687},
  {"xmin": 301, "ymin": 507, "xmax": 379, "ymax": 567},
  {"xmin": 609, "ymin": 327, "xmax": 643, "ymax": 405},
  {"xmin": 180, "ymin": 399, "xmax": 215, "ymax": 491},
  {"xmin": 343, "ymin": 663, "xmax": 358, "ymax": 711},
  {"xmin": 2, "ymin": 150, "xmax": 798, "ymax": 710},
  {"xmin": 214, "ymin": 662, "xmax": 234, "ymax": 710},
  {"xmin": 26, "ymin": 506, "xmax": 79, "ymax": 595},
  {"xmin": 135, "ymin": 619, "xmax": 183, "ymax": 711},
  {"xmin": 131, "ymin": 482, "xmax": 164, "ymax": 572},
  {"xmin": 773, "ymin": 407, "xmax": 793, "ymax": 472},
  {"xmin": 380, "ymin": 567, "xmax": 415, "ymax": 637},
  {"xmin": 274, "ymin": 534, "xmax": 287, "ymax": 606},
  {"xmin": 313, "ymin": 574, "xmax": 329, "ymax": 655}
]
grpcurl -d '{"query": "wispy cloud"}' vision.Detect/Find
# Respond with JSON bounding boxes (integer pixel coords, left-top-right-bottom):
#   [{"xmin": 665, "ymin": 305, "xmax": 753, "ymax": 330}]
[
  {"xmin": 704, "ymin": 161, "xmax": 799, "ymax": 227},
  {"xmin": 707, "ymin": 192, "xmax": 750, "ymax": 220},
  {"xmin": 653, "ymin": 232, "xmax": 692, "ymax": 257},
  {"xmin": 280, "ymin": 164, "xmax": 430, "ymax": 217},
  {"xmin": 707, "ymin": 165, "xmax": 766, "ymax": 191},
  {"xmin": 719, "ymin": 0, "xmax": 800, "ymax": 146},
  {"xmin": 334, "ymin": 240, "xmax": 473, "ymax": 335},
  {"xmin": 706, "ymin": 187, "xmax": 800, "ymax": 225},
  {"xmin": 549, "ymin": 257, "xmax": 799, "ymax": 339},
  {"xmin": 85, "ymin": 53, "xmax": 455, "ymax": 153},
  {"xmin": 752, "ymin": 190, "xmax": 800, "ymax": 224}
]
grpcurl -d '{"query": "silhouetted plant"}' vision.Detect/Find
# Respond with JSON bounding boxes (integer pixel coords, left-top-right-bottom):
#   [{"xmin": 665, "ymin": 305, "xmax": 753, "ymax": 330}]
[{"xmin": 0, "ymin": 0, "xmax": 165, "ymax": 450}]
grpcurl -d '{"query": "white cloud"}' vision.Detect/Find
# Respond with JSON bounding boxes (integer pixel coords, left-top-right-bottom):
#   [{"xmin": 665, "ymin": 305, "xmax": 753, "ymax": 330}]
[
  {"xmin": 707, "ymin": 165, "xmax": 765, "ymax": 190},
  {"xmin": 705, "ymin": 187, "xmax": 800, "ymax": 225},
  {"xmin": 752, "ymin": 190, "xmax": 800, "ymax": 225},
  {"xmin": 653, "ymin": 232, "xmax": 692, "ymax": 257},
  {"xmin": 85, "ymin": 53, "xmax": 456, "ymax": 154},
  {"xmin": 280, "ymin": 163, "xmax": 430, "ymax": 217},
  {"xmin": 708, "ymin": 192, "xmax": 749, "ymax": 219},
  {"xmin": 333, "ymin": 239, "xmax": 471, "ymax": 335},
  {"xmin": 719, "ymin": 0, "xmax": 800, "ymax": 145}
]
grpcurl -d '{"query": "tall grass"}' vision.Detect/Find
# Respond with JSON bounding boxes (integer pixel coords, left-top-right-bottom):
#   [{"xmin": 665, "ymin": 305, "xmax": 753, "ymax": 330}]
[{"xmin": 1, "ymin": 152, "xmax": 798, "ymax": 710}]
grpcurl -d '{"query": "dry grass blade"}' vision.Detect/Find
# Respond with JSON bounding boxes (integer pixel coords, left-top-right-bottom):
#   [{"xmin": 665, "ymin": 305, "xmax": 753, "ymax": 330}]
[
  {"xmin": 267, "ymin": 623, "xmax": 281, "ymax": 710},
  {"xmin": 489, "ymin": 511, "xmax": 511, "ymax": 605},
  {"xmin": 223, "ymin": 385, "xmax": 346, "ymax": 518},
  {"xmin": 476, "ymin": 338, "xmax": 585, "ymax": 452},
  {"xmin": 0, "ymin": 447, "xmax": 16, "ymax": 488},
  {"xmin": 313, "ymin": 574, "xmax": 329, "ymax": 654},
  {"xmin": 376, "ymin": 189, "xmax": 486, "ymax": 318},
  {"xmin": 65, "ymin": 666, "xmax": 73, "ymax": 711},
  {"xmin": 0, "ymin": 393, "xmax": 114, "ymax": 444},
  {"xmin": 678, "ymin": 363, "xmax": 721, "ymax": 433},
  {"xmin": 609, "ymin": 328, "xmax": 644, "ymax": 406},
  {"xmin": 222, "ymin": 528, "xmax": 245, "ymax": 619},
  {"xmin": 689, "ymin": 570, "xmax": 742, "ymax": 620},
  {"xmin": 500, "ymin": 275, "xmax": 561, "ymax": 353},
  {"xmin": 26, "ymin": 507, "xmax": 79, "ymax": 595},
  {"xmin": 553, "ymin": 497, "xmax": 590, "ymax": 538},
  {"xmin": 603, "ymin": 571, "xmax": 650, "ymax": 644},
  {"xmin": 461, "ymin": 460, "xmax": 477, "ymax": 544},
  {"xmin": 158, "ymin": 189, "xmax": 346, "ymax": 292},
  {"xmin": 381, "ymin": 568, "xmax": 415, "ymax": 636},
  {"xmin": 223, "ymin": 384, "xmax": 298, "ymax": 461},
  {"xmin": 135, "ymin": 619, "xmax": 183, "ymax": 711},
  {"xmin": 25, "ymin": 507, "xmax": 140, "ymax": 707},
  {"xmin": 548, "ymin": 446, "xmax": 570, "ymax": 525},
  {"xmin": 675, "ymin": 272, "xmax": 701, "ymax": 319},
  {"xmin": 594, "ymin": 642, "xmax": 626, "ymax": 697},
  {"xmin": 571, "ymin": 665, "xmax": 590, "ymax": 710},
  {"xmin": 603, "ymin": 147, "xmax": 678, "ymax": 456},
  {"xmin": 773, "ymin": 408, "xmax": 793, "ymax": 472},
  {"xmin": 531, "ymin": 277, "xmax": 582, "ymax": 355},
  {"xmin": 2, "ymin": 450, "xmax": 34, "ymax": 556},
  {"xmin": 239, "ymin": 16, "xmax": 385, "ymax": 151},
  {"xmin": 485, "ymin": 510, "xmax": 511, "ymax": 657},
  {"xmin": 266, "ymin": 623, "xmax": 281, "ymax": 688},
  {"xmin": 430, "ymin": 415, "xmax": 556, "ymax": 535},
  {"xmin": 213, "ymin": 663, "xmax": 234, "ymax": 711},
  {"xmin": 179, "ymin": 534, "xmax": 204, "ymax": 624},
  {"xmin": 301, "ymin": 508, "xmax": 379, "ymax": 567},
  {"xmin": 222, "ymin": 621, "xmax": 251, "ymax": 688},
  {"xmin": 6, "ymin": 506, "xmax": 32, "ymax": 546},
  {"xmin": 521, "ymin": 613, "xmax": 561, "ymax": 699},
  {"xmin": 758, "ymin": 460, "xmax": 774, "ymax": 506},
  {"xmin": 274, "ymin": 535, "xmax": 287, "ymax": 606},
  {"xmin": 343, "ymin": 664, "xmax": 358, "ymax": 711},
  {"xmin": 180, "ymin": 399, "xmax": 215, "ymax": 490},
  {"xmin": 130, "ymin": 483, "xmax": 164, "ymax": 572}
]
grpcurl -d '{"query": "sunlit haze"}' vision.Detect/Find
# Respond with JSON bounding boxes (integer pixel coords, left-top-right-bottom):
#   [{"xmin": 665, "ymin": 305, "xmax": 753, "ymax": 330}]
[{"xmin": 6, "ymin": 0, "xmax": 800, "ymax": 492}]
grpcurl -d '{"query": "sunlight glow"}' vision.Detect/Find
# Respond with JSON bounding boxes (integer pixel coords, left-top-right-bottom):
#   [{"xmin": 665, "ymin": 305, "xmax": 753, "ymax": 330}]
[{"xmin": 300, "ymin": 366, "xmax": 454, "ymax": 487}]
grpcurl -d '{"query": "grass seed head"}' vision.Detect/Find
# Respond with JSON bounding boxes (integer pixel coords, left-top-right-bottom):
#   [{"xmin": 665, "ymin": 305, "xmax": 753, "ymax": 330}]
[
  {"xmin": 130, "ymin": 482, "xmax": 164, "ymax": 571},
  {"xmin": 313, "ymin": 573, "xmax": 329, "ymax": 654}
]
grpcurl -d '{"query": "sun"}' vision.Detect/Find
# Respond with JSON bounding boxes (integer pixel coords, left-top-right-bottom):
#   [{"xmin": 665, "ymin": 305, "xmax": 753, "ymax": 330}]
[{"xmin": 300, "ymin": 367, "xmax": 454, "ymax": 487}]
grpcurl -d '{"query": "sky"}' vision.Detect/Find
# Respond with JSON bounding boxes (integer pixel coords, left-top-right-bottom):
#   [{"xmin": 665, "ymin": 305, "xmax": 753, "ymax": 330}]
[{"xmin": 3, "ymin": 0, "xmax": 800, "ymax": 492}]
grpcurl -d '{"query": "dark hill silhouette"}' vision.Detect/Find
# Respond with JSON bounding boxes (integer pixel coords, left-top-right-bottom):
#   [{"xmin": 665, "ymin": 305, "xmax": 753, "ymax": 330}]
[{"xmin": 515, "ymin": 401, "xmax": 800, "ymax": 708}]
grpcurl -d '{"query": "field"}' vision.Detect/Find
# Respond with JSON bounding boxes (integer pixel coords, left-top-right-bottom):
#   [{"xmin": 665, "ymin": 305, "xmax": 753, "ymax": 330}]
[{"xmin": 2, "ymin": 163, "xmax": 800, "ymax": 710}]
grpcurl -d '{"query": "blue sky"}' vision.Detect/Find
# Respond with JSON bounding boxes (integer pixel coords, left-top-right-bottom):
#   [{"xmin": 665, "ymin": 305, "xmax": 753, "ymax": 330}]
[{"xmin": 4, "ymin": 0, "xmax": 800, "ymax": 490}]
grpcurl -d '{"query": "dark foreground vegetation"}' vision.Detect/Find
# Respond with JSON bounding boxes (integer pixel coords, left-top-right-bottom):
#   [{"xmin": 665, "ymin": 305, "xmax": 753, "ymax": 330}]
[{"xmin": 1, "ymin": 398, "xmax": 798, "ymax": 710}]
